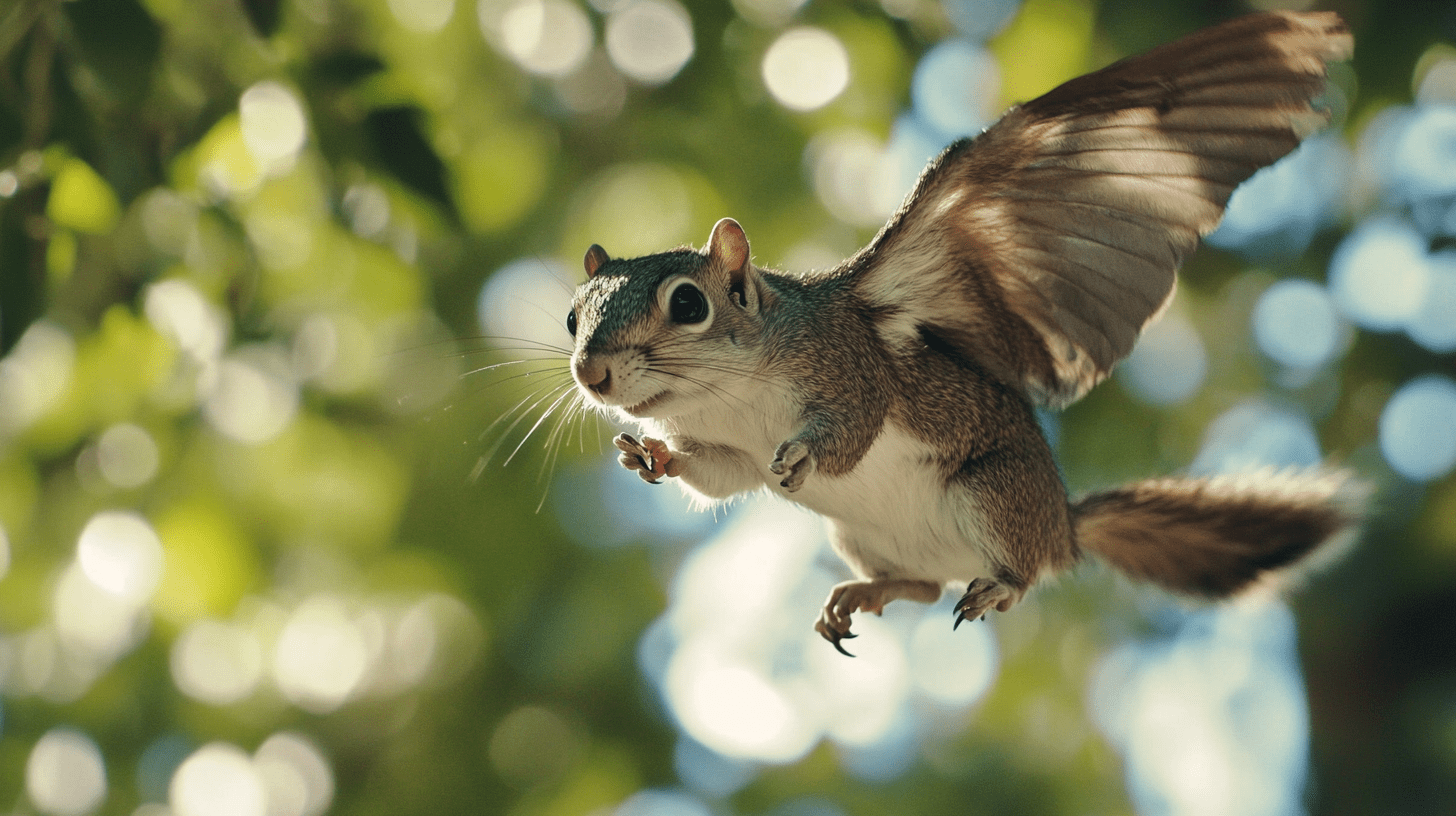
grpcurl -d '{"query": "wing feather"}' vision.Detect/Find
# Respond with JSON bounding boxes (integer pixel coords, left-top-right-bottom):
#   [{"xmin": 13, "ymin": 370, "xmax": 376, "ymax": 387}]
[{"xmin": 848, "ymin": 10, "xmax": 1351, "ymax": 406}]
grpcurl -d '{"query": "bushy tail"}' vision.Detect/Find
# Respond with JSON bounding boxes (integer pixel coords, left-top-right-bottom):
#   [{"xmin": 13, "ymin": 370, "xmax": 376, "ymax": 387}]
[{"xmin": 1072, "ymin": 469, "xmax": 1366, "ymax": 598}]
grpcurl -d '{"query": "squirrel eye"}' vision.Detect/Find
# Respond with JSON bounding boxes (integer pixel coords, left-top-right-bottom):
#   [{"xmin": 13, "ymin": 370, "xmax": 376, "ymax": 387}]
[
  {"xmin": 668, "ymin": 283, "xmax": 709, "ymax": 325},
  {"xmin": 566, "ymin": 309, "xmax": 577, "ymax": 337}
]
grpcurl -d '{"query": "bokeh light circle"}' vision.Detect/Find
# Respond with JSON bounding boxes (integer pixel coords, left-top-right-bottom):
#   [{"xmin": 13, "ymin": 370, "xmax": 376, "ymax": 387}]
[
  {"xmin": 238, "ymin": 82, "xmax": 307, "ymax": 173},
  {"xmin": 606, "ymin": 0, "xmax": 695, "ymax": 85},
  {"xmin": 1379, "ymin": 374, "xmax": 1456, "ymax": 482},
  {"xmin": 1118, "ymin": 311, "xmax": 1207, "ymax": 406},
  {"xmin": 26, "ymin": 728, "xmax": 107, "ymax": 816},
  {"xmin": 1409, "ymin": 251, "xmax": 1456, "ymax": 352},
  {"xmin": 762, "ymin": 27, "xmax": 851, "ymax": 112},
  {"xmin": 908, "ymin": 609, "xmax": 998, "ymax": 706},
  {"xmin": 170, "ymin": 743, "xmax": 266, "ymax": 816},
  {"xmin": 387, "ymin": 0, "xmax": 456, "ymax": 32},
  {"xmin": 1328, "ymin": 217, "xmax": 1429, "ymax": 332},
  {"xmin": 254, "ymin": 732, "xmax": 335, "ymax": 816},
  {"xmin": 76, "ymin": 510, "xmax": 164, "ymax": 602},
  {"xmin": 272, "ymin": 595, "xmax": 369, "ymax": 714},
  {"xmin": 476, "ymin": 258, "xmax": 574, "ymax": 354},
  {"xmin": 171, "ymin": 620, "xmax": 265, "ymax": 705},
  {"xmin": 96, "ymin": 423, "xmax": 161, "ymax": 489},
  {"xmin": 1192, "ymin": 401, "xmax": 1322, "ymax": 475},
  {"xmin": 499, "ymin": 0, "xmax": 593, "ymax": 76},
  {"xmin": 1252, "ymin": 279, "xmax": 1341, "ymax": 369},
  {"xmin": 1388, "ymin": 103, "xmax": 1456, "ymax": 200},
  {"xmin": 911, "ymin": 39, "xmax": 999, "ymax": 140}
]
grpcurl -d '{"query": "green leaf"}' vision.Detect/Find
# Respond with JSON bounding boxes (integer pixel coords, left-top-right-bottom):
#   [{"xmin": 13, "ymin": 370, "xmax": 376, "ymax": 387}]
[{"xmin": 46, "ymin": 156, "xmax": 120, "ymax": 235}]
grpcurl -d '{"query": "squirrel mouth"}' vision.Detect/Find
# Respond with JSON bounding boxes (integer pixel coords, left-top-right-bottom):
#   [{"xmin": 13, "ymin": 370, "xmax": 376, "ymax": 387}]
[{"xmin": 624, "ymin": 391, "xmax": 671, "ymax": 416}]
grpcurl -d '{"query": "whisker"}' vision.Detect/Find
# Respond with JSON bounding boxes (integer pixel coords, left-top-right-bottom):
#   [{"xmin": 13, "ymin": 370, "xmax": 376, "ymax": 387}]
[
  {"xmin": 503, "ymin": 383, "xmax": 583, "ymax": 466},
  {"xmin": 533, "ymin": 393, "xmax": 590, "ymax": 513},
  {"xmin": 532, "ymin": 253, "xmax": 581, "ymax": 297},
  {"xmin": 475, "ymin": 377, "xmax": 575, "ymax": 459},
  {"xmin": 453, "ymin": 336, "xmax": 574, "ymax": 357},
  {"xmin": 459, "ymin": 357, "xmax": 571, "ymax": 380}
]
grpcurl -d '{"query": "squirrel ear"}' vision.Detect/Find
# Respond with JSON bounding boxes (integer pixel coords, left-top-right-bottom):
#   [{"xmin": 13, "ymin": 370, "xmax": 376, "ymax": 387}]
[
  {"xmin": 706, "ymin": 218, "xmax": 749, "ymax": 273},
  {"xmin": 584, "ymin": 244, "xmax": 610, "ymax": 278},
  {"xmin": 708, "ymin": 218, "xmax": 761, "ymax": 314}
]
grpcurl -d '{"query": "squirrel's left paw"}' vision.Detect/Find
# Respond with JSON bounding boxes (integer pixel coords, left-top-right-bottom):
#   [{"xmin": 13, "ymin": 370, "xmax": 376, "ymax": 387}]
[
  {"xmin": 769, "ymin": 439, "xmax": 815, "ymax": 492},
  {"xmin": 614, "ymin": 433, "xmax": 683, "ymax": 484}
]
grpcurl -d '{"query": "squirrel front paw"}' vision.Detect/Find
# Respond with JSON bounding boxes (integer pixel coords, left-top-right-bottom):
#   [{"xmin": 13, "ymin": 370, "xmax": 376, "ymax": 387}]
[
  {"xmin": 768, "ymin": 438, "xmax": 815, "ymax": 492},
  {"xmin": 614, "ymin": 433, "xmax": 683, "ymax": 484}
]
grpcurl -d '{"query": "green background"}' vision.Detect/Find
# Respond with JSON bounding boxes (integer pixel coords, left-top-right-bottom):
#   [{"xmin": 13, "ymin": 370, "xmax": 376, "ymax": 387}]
[{"xmin": 1, "ymin": 0, "xmax": 1454, "ymax": 814}]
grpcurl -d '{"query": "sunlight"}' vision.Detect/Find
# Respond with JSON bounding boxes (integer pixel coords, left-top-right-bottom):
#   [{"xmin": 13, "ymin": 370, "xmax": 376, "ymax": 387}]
[
  {"xmin": 498, "ymin": 0, "xmax": 594, "ymax": 76},
  {"xmin": 145, "ymin": 279, "xmax": 228, "ymax": 363},
  {"xmin": 0, "ymin": 320, "xmax": 75, "ymax": 435},
  {"xmin": 605, "ymin": 0, "xmax": 694, "ymax": 85},
  {"xmin": 1329, "ymin": 217, "xmax": 1430, "ymax": 332},
  {"xmin": 1092, "ymin": 601, "xmax": 1309, "ymax": 816},
  {"xmin": 1191, "ymin": 401, "xmax": 1321, "ymax": 475},
  {"xmin": 238, "ymin": 82, "xmax": 307, "ymax": 176},
  {"xmin": 1252, "ymin": 280, "xmax": 1343, "ymax": 370},
  {"xmin": 911, "ymin": 39, "xmax": 1000, "ymax": 141},
  {"xmin": 476, "ymin": 257, "xmax": 573, "ymax": 355},
  {"xmin": 55, "ymin": 562, "xmax": 147, "ymax": 659},
  {"xmin": 908, "ymin": 606, "xmax": 997, "ymax": 706},
  {"xmin": 387, "ymin": 0, "xmax": 455, "ymax": 32},
  {"xmin": 1379, "ymin": 375, "xmax": 1456, "ymax": 482},
  {"xmin": 171, "ymin": 743, "xmax": 267, "ymax": 816},
  {"xmin": 1408, "ymin": 252, "xmax": 1456, "ymax": 352},
  {"xmin": 203, "ymin": 347, "xmax": 299, "ymax": 444},
  {"xmin": 808, "ymin": 128, "xmax": 904, "ymax": 228},
  {"xmin": 76, "ymin": 510, "xmax": 164, "ymax": 602},
  {"xmin": 95, "ymin": 423, "xmax": 161, "ymax": 489},
  {"xmin": 254, "ymin": 733, "xmax": 335, "ymax": 816},
  {"xmin": 762, "ymin": 27, "xmax": 850, "ymax": 112},
  {"xmin": 1118, "ymin": 309, "xmax": 1208, "ymax": 406},
  {"xmin": 272, "ymin": 595, "xmax": 369, "ymax": 714},
  {"xmin": 25, "ymin": 728, "xmax": 107, "ymax": 816},
  {"xmin": 170, "ymin": 619, "xmax": 265, "ymax": 705},
  {"xmin": 666, "ymin": 645, "xmax": 816, "ymax": 762}
]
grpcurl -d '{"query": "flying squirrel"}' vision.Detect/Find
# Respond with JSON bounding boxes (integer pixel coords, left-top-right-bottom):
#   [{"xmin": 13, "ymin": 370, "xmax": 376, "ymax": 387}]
[{"xmin": 561, "ymin": 11, "xmax": 1364, "ymax": 655}]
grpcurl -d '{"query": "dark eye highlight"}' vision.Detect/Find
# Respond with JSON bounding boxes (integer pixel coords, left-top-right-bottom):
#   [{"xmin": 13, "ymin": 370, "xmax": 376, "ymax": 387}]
[
  {"xmin": 566, "ymin": 309, "xmax": 577, "ymax": 336},
  {"xmin": 669, "ymin": 283, "xmax": 709, "ymax": 325}
]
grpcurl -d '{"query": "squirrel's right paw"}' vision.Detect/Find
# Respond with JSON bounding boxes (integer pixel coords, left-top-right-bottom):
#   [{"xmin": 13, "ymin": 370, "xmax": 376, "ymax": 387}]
[
  {"xmin": 614, "ymin": 433, "xmax": 681, "ymax": 484},
  {"xmin": 769, "ymin": 438, "xmax": 815, "ymax": 492}
]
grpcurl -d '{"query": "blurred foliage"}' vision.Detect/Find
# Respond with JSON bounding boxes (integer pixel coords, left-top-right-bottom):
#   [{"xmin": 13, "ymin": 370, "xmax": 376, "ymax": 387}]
[{"xmin": 0, "ymin": 0, "xmax": 1454, "ymax": 815}]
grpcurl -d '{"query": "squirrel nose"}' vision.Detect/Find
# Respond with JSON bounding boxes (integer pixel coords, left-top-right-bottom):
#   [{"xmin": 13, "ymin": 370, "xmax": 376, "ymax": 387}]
[{"xmin": 574, "ymin": 357, "xmax": 613, "ymax": 396}]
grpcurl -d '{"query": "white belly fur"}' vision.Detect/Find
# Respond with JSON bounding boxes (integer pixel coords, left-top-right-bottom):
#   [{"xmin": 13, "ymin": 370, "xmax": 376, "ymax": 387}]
[
  {"xmin": 647, "ymin": 400, "xmax": 998, "ymax": 587},
  {"xmin": 792, "ymin": 425, "xmax": 996, "ymax": 586}
]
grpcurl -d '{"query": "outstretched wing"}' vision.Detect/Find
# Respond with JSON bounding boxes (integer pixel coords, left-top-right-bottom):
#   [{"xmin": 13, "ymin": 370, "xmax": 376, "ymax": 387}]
[{"xmin": 848, "ymin": 11, "xmax": 1352, "ymax": 408}]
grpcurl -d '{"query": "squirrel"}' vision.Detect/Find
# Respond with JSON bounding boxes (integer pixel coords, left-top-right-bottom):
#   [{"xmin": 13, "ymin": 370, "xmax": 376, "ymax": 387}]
[{"xmin": 561, "ymin": 11, "xmax": 1363, "ymax": 655}]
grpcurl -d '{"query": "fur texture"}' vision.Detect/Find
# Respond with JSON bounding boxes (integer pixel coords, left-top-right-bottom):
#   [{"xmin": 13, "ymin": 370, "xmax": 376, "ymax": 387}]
[
  {"xmin": 1073, "ymin": 469, "xmax": 1366, "ymax": 597},
  {"xmin": 563, "ymin": 13, "xmax": 1362, "ymax": 654}
]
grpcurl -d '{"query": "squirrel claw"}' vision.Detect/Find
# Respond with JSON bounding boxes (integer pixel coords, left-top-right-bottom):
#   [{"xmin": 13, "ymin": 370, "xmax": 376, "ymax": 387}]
[
  {"xmin": 614, "ymin": 433, "xmax": 672, "ymax": 484},
  {"xmin": 952, "ymin": 577, "xmax": 1010, "ymax": 629},
  {"xmin": 815, "ymin": 620, "xmax": 857, "ymax": 657},
  {"xmin": 769, "ymin": 439, "xmax": 815, "ymax": 492}
]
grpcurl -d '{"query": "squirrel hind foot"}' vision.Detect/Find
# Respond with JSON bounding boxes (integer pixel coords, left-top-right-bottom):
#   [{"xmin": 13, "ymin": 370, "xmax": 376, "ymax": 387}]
[
  {"xmin": 952, "ymin": 578, "xmax": 1016, "ymax": 629},
  {"xmin": 816, "ymin": 578, "xmax": 941, "ymax": 655}
]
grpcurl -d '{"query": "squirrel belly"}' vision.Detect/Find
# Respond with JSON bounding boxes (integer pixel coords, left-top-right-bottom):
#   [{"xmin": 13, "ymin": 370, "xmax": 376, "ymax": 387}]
[{"xmin": 643, "ymin": 395, "xmax": 1071, "ymax": 603}]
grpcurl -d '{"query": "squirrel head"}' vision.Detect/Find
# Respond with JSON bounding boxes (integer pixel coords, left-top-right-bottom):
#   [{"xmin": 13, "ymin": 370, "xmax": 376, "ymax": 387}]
[{"xmin": 567, "ymin": 218, "xmax": 768, "ymax": 418}]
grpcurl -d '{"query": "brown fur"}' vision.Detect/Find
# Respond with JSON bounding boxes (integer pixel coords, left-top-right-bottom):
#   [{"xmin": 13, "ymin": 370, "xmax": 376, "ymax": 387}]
[{"xmin": 1073, "ymin": 469, "xmax": 1365, "ymax": 597}]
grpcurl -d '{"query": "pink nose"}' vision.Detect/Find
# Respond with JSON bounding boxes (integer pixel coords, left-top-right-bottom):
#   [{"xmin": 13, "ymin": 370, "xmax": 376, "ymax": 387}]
[{"xmin": 574, "ymin": 357, "xmax": 612, "ymax": 396}]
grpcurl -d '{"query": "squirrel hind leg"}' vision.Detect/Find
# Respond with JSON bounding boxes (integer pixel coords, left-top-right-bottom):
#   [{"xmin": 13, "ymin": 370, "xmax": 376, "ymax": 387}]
[{"xmin": 816, "ymin": 578, "xmax": 941, "ymax": 656}]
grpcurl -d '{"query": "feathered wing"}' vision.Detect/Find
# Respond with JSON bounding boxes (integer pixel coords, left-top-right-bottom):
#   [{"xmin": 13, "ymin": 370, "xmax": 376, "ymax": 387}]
[{"xmin": 849, "ymin": 11, "xmax": 1353, "ymax": 407}]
